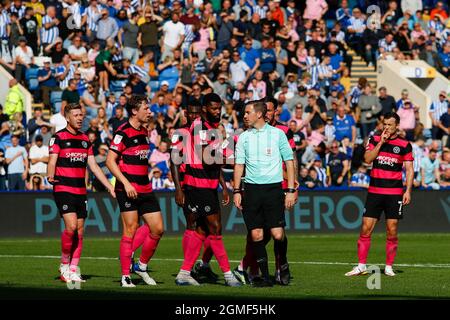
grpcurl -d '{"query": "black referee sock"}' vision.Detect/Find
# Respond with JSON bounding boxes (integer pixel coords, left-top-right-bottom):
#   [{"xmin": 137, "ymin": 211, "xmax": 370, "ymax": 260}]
[
  {"xmin": 253, "ymin": 239, "xmax": 270, "ymax": 280},
  {"xmin": 274, "ymin": 236, "xmax": 288, "ymax": 269}
]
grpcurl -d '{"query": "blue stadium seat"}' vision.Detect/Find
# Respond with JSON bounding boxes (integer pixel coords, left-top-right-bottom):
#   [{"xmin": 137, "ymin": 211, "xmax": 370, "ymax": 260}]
[
  {"xmin": 54, "ymin": 102, "xmax": 62, "ymax": 113},
  {"xmin": 50, "ymin": 91, "xmax": 63, "ymax": 105},
  {"xmin": 28, "ymin": 79, "xmax": 39, "ymax": 91},
  {"xmin": 149, "ymin": 81, "xmax": 159, "ymax": 91},
  {"xmin": 25, "ymin": 68, "xmax": 39, "ymax": 80},
  {"xmin": 158, "ymin": 66, "xmax": 179, "ymax": 91},
  {"xmin": 110, "ymin": 80, "xmax": 126, "ymax": 92}
]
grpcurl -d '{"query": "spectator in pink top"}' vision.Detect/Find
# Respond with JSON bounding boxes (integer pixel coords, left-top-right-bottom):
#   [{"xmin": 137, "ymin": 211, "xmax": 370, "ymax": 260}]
[
  {"xmin": 397, "ymin": 100, "xmax": 418, "ymax": 141},
  {"xmin": 303, "ymin": 0, "xmax": 328, "ymax": 21},
  {"xmin": 149, "ymin": 140, "xmax": 170, "ymax": 171}
]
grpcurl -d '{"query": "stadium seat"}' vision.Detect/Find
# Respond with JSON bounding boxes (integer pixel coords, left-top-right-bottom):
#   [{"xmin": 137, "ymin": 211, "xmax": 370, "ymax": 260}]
[
  {"xmin": 28, "ymin": 79, "xmax": 39, "ymax": 91},
  {"xmin": 54, "ymin": 102, "xmax": 62, "ymax": 113},
  {"xmin": 50, "ymin": 91, "xmax": 63, "ymax": 105},
  {"xmin": 25, "ymin": 68, "xmax": 39, "ymax": 80},
  {"xmin": 149, "ymin": 81, "xmax": 159, "ymax": 91},
  {"xmin": 158, "ymin": 66, "xmax": 179, "ymax": 91},
  {"xmin": 110, "ymin": 80, "xmax": 126, "ymax": 92}
]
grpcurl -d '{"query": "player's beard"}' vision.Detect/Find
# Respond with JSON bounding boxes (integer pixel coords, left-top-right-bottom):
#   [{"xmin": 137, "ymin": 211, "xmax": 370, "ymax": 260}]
[{"xmin": 206, "ymin": 112, "xmax": 220, "ymax": 124}]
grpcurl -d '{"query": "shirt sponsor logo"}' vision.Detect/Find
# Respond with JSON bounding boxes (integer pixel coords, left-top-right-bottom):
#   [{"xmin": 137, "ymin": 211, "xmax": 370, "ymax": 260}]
[
  {"xmin": 113, "ymin": 134, "xmax": 123, "ymax": 145},
  {"xmin": 65, "ymin": 152, "xmax": 88, "ymax": 162},
  {"xmin": 376, "ymin": 155, "xmax": 399, "ymax": 167},
  {"xmin": 135, "ymin": 149, "xmax": 150, "ymax": 160}
]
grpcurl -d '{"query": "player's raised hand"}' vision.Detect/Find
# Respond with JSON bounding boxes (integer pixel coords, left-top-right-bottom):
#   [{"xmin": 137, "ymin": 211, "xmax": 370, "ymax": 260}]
[
  {"xmin": 125, "ymin": 182, "xmax": 138, "ymax": 199},
  {"xmin": 380, "ymin": 128, "xmax": 389, "ymax": 144}
]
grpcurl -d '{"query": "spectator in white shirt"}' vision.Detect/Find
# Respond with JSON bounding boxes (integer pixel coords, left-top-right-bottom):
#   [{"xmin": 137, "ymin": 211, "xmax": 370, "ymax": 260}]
[
  {"xmin": 29, "ymin": 135, "xmax": 49, "ymax": 175},
  {"xmin": 229, "ymin": 50, "xmax": 250, "ymax": 88},
  {"xmin": 161, "ymin": 12, "xmax": 185, "ymax": 62}
]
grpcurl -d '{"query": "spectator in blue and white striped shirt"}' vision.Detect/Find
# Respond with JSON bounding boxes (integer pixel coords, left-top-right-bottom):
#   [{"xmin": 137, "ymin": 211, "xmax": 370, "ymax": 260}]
[
  {"xmin": 429, "ymin": 90, "xmax": 449, "ymax": 140},
  {"xmin": 0, "ymin": 5, "xmax": 10, "ymax": 40},
  {"xmin": 122, "ymin": 58, "xmax": 149, "ymax": 83},
  {"xmin": 348, "ymin": 77, "xmax": 367, "ymax": 108},
  {"xmin": 41, "ymin": 6, "xmax": 60, "ymax": 48},
  {"xmin": 306, "ymin": 48, "xmax": 320, "ymax": 87},
  {"xmin": 9, "ymin": 0, "xmax": 26, "ymax": 19},
  {"xmin": 56, "ymin": 54, "xmax": 76, "ymax": 90},
  {"xmin": 82, "ymin": 0, "xmax": 103, "ymax": 41},
  {"xmin": 350, "ymin": 166, "xmax": 370, "ymax": 188},
  {"xmin": 378, "ymin": 33, "xmax": 397, "ymax": 52},
  {"xmin": 252, "ymin": 0, "xmax": 268, "ymax": 20}
]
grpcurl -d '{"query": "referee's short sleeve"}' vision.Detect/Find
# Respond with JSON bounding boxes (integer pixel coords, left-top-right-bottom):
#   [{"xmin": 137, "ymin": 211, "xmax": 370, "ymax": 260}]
[
  {"xmin": 278, "ymin": 129, "xmax": 294, "ymax": 161},
  {"xmin": 235, "ymin": 133, "xmax": 246, "ymax": 165}
]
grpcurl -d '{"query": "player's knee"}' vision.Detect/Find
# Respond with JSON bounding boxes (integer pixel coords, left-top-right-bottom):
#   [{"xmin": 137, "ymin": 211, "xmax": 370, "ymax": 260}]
[
  {"xmin": 65, "ymin": 225, "xmax": 77, "ymax": 233},
  {"xmin": 124, "ymin": 223, "xmax": 139, "ymax": 237},
  {"xmin": 207, "ymin": 222, "xmax": 222, "ymax": 235},
  {"xmin": 151, "ymin": 227, "xmax": 164, "ymax": 238},
  {"xmin": 251, "ymin": 229, "xmax": 264, "ymax": 241},
  {"xmin": 271, "ymin": 230, "xmax": 285, "ymax": 241}
]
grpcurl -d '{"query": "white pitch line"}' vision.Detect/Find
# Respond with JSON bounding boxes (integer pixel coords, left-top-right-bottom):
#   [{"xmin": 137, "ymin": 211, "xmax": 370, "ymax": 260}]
[{"xmin": 1, "ymin": 254, "xmax": 450, "ymax": 269}]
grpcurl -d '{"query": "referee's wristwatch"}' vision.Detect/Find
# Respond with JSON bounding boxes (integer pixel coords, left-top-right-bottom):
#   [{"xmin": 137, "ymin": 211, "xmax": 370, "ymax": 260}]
[{"xmin": 286, "ymin": 188, "xmax": 297, "ymax": 194}]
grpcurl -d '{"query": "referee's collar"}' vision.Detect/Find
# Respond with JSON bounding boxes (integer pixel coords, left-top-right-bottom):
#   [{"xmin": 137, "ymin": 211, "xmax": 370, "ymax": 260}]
[{"xmin": 251, "ymin": 123, "xmax": 269, "ymax": 134}]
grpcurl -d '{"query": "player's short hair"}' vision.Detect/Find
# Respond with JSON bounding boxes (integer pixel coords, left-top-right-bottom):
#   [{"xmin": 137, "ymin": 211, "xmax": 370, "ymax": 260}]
[
  {"xmin": 203, "ymin": 93, "xmax": 222, "ymax": 107},
  {"xmin": 126, "ymin": 94, "xmax": 148, "ymax": 117},
  {"xmin": 383, "ymin": 112, "xmax": 400, "ymax": 124},
  {"xmin": 264, "ymin": 96, "xmax": 278, "ymax": 108},
  {"xmin": 245, "ymin": 100, "xmax": 267, "ymax": 117},
  {"xmin": 64, "ymin": 103, "xmax": 82, "ymax": 117}
]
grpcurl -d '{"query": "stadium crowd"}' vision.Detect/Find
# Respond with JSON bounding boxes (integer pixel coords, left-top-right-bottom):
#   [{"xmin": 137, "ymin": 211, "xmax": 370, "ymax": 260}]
[{"xmin": 0, "ymin": 0, "xmax": 449, "ymax": 192}]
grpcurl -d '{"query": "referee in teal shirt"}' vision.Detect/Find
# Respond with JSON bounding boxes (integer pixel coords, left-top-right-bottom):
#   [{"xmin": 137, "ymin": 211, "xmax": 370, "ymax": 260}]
[{"xmin": 233, "ymin": 100, "xmax": 296, "ymax": 287}]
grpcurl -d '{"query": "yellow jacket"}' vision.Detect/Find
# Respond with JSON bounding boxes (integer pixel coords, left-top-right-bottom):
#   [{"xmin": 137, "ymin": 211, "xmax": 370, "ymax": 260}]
[{"xmin": 4, "ymin": 85, "xmax": 25, "ymax": 119}]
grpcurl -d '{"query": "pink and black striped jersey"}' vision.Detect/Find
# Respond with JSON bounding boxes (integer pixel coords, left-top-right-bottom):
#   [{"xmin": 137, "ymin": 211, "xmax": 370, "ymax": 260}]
[
  {"xmin": 274, "ymin": 121, "xmax": 296, "ymax": 189},
  {"xmin": 170, "ymin": 125, "xmax": 190, "ymax": 188},
  {"xmin": 183, "ymin": 118, "xmax": 222, "ymax": 190},
  {"xmin": 109, "ymin": 122, "xmax": 152, "ymax": 194},
  {"xmin": 366, "ymin": 134, "xmax": 414, "ymax": 195},
  {"xmin": 49, "ymin": 129, "xmax": 93, "ymax": 195}
]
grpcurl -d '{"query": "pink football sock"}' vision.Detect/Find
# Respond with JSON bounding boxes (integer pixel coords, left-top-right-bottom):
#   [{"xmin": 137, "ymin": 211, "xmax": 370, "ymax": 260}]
[
  {"xmin": 207, "ymin": 235, "xmax": 231, "ymax": 273},
  {"xmin": 182, "ymin": 229, "xmax": 195, "ymax": 253},
  {"xmin": 120, "ymin": 236, "xmax": 133, "ymax": 276},
  {"xmin": 181, "ymin": 231, "xmax": 205, "ymax": 272},
  {"xmin": 357, "ymin": 234, "xmax": 371, "ymax": 264},
  {"xmin": 132, "ymin": 224, "xmax": 150, "ymax": 252},
  {"xmin": 386, "ymin": 237, "xmax": 398, "ymax": 266},
  {"xmin": 61, "ymin": 230, "xmax": 74, "ymax": 265},
  {"xmin": 201, "ymin": 235, "xmax": 214, "ymax": 264},
  {"xmin": 69, "ymin": 235, "xmax": 83, "ymax": 272},
  {"xmin": 139, "ymin": 234, "xmax": 161, "ymax": 264}
]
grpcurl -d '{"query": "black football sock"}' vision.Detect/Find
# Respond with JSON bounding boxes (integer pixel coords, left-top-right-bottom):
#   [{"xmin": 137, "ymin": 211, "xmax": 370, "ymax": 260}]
[
  {"xmin": 253, "ymin": 239, "xmax": 269, "ymax": 280},
  {"xmin": 274, "ymin": 235, "xmax": 288, "ymax": 270}
]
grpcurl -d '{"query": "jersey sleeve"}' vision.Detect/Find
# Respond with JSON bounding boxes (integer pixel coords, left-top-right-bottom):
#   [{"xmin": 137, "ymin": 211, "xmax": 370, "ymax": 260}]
[
  {"xmin": 48, "ymin": 134, "xmax": 61, "ymax": 155},
  {"xmin": 366, "ymin": 135, "xmax": 377, "ymax": 151},
  {"xmin": 286, "ymin": 129, "xmax": 296, "ymax": 150},
  {"xmin": 279, "ymin": 130, "xmax": 294, "ymax": 161},
  {"xmin": 87, "ymin": 141, "xmax": 94, "ymax": 156},
  {"xmin": 109, "ymin": 131, "xmax": 127, "ymax": 155},
  {"xmin": 403, "ymin": 142, "xmax": 414, "ymax": 161}
]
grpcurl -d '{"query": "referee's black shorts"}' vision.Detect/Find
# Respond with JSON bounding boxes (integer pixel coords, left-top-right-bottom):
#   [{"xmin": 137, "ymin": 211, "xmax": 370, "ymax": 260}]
[{"xmin": 242, "ymin": 182, "xmax": 286, "ymax": 231}]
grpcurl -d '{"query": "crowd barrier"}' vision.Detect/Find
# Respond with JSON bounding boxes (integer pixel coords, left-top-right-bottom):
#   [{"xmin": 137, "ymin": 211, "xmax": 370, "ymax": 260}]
[{"xmin": 0, "ymin": 189, "xmax": 448, "ymax": 237}]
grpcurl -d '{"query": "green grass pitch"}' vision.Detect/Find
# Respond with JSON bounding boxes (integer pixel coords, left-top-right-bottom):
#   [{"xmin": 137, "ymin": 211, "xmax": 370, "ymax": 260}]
[{"xmin": 1, "ymin": 234, "xmax": 450, "ymax": 299}]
